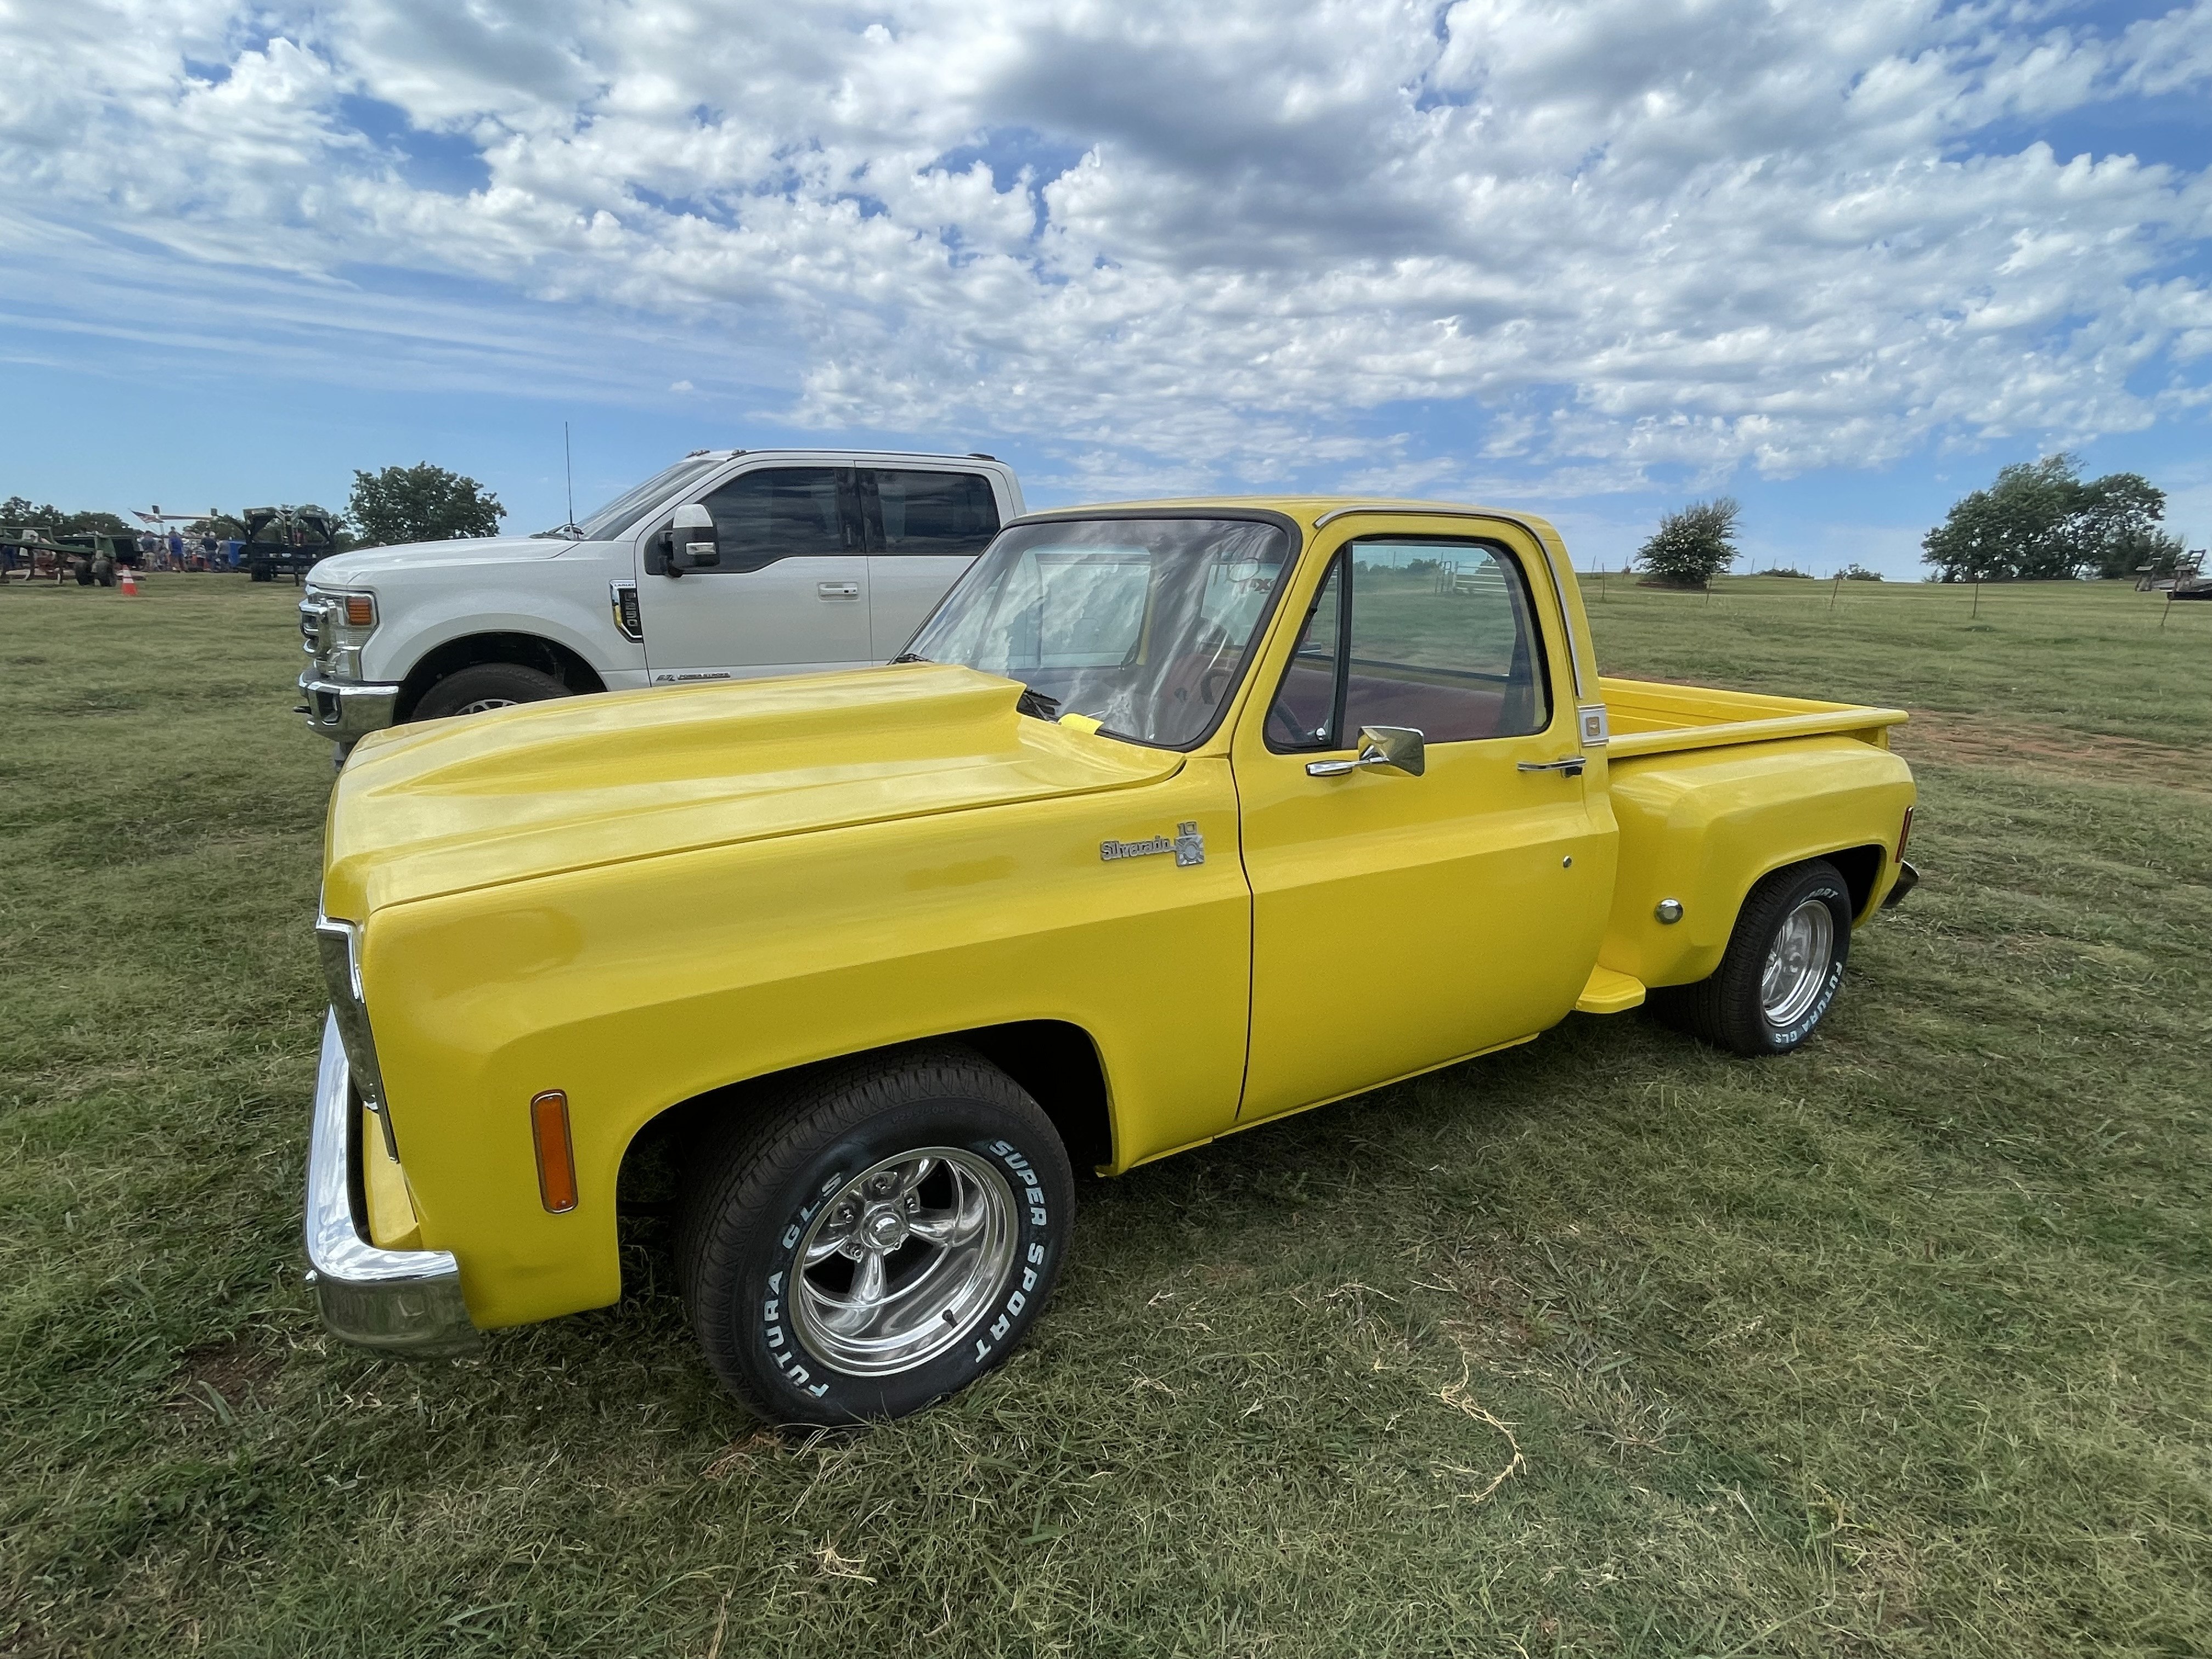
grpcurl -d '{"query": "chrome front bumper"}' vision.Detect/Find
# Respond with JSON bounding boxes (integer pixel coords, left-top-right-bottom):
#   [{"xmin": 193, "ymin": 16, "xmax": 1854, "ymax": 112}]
[
  {"xmin": 297, "ymin": 671, "xmax": 400, "ymax": 742},
  {"xmin": 1881, "ymin": 859, "xmax": 1921, "ymax": 909},
  {"xmin": 304, "ymin": 1011, "xmax": 481, "ymax": 1358}
]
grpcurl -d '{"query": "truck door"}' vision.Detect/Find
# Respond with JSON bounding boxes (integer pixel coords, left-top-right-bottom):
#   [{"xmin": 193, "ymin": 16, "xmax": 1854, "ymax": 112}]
[
  {"xmin": 1233, "ymin": 530, "xmax": 1614, "ymax": 1124},
  {"xmin": 860, "ymin": 466, "xmax": 1003, "ymax": 659},
  {"xmin": 634, "ymin": 466, "xmax": 872, "ymax": 682}
]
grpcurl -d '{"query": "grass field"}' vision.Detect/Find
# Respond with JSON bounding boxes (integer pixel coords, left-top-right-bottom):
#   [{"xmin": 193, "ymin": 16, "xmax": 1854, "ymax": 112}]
[{"xmin": 2, "ymin": 573, "xmax": 2208, "ymax": 1657}]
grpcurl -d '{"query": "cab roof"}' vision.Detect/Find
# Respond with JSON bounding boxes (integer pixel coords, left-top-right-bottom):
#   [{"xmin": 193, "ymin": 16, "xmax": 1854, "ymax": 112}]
[{"xmin": 1011, "ymin": 495, "xmax": 1564, "ymax": 541}]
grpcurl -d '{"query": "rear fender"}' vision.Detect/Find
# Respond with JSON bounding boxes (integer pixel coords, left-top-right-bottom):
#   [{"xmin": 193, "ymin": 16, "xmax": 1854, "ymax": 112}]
[{"xmin": 1602, "ymin": 736, "xmax": 1915, "ymax": 988}]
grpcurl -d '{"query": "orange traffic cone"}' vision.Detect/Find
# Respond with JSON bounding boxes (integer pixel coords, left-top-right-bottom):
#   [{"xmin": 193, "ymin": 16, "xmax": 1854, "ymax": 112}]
[{"xmin": 120, "ymin": 567, "xmax": 138, "ymax": 596}]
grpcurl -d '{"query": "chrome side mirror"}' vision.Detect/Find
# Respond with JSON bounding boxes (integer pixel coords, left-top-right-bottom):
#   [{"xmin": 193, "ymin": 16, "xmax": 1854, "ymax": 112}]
[
  {"xmin": 665, "ymin": 502, "xmax": 719, "ymax": 573},
  {"xmin": 1306, "ymin": 724, "xmax": 1425, "ymax": 778}
]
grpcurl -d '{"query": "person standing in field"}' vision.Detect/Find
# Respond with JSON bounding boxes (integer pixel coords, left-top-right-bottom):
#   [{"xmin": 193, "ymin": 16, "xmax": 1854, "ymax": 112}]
[{"xmin": 166, "ymin": 529, "xmax": 185, "ymax": 568}]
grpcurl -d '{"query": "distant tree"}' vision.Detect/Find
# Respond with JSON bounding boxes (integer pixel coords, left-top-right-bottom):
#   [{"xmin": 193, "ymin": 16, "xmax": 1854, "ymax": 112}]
[
  {"xmin": 2, "ymin": 496, "xmax": 133, "ymax": 535},
  {"xmin": 1921, "ymin": 455, "xmax": 2168, "ymax": 581},
  {"xmin": 348, "ymin": 464, "xmax": 504, "ymax": 548},
  {"xmin": 1754, "ymin": 565, "xmax": 1813, "ymax": 578},
  {"xmin": 1637, "ymin": 498, "xmax": 1740, "ymax": 588},
  {"xmin": 1839, "ymin": 562, "xmax": 1884, "ymax": 582}
]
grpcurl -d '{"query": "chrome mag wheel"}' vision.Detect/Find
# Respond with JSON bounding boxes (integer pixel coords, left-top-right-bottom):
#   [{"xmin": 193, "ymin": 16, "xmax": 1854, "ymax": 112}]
[
  {"xmin": 452, "ymin": 696, "xmax": 523, "ymax": 715},
  {"xmin": 788, "ymin": 1148, "xmax": 1019, "ymax": 1377},
  {"xmin": 1760, "ymin": 896, "xmax": 1835, "ymax": 1028}
]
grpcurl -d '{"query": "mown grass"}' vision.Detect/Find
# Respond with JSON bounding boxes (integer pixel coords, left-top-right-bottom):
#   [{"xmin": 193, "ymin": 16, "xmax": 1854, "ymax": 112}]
[{"xmin": 2, "ymin": 574, "xmax": 2207, "ymax": 1657}]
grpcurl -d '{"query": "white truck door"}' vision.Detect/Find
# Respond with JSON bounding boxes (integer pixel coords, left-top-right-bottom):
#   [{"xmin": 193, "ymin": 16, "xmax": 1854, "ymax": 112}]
[
  {"xmin": 861, "ymin": 467, "xmax": 1004, "ymax": 659},
  {"xmin": 634, "ymin": 466, "xmax": 872, "ymax": 682}
]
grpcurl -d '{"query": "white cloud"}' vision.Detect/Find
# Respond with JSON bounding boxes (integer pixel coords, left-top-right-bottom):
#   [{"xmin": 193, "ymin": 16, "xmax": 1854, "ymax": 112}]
[{"xmin": 2, "ymin": 0, "xmax": 2208, "ymax": 498}]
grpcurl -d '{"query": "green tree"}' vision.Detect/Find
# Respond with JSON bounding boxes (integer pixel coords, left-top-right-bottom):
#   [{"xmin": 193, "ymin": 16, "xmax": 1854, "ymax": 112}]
[
  {"xmin": 1636, "ymin": 497, "xmax": 1740, "ymax": 587},
  {"xmin": 2, "ymin": 497, "xmax": 134, "ymax": 537},
  {"xmin": 1921, "ymin": 455, "xmax": 2169, "ymax": 580},
  {"xmin": 348, "ymin": 464, "xmax": 504, "ymax": 548}
]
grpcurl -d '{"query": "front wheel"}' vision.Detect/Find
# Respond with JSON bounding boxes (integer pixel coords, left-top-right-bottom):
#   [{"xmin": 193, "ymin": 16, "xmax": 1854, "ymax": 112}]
[
  {"xmin": 676, "ymin": 1049, "xmax": 1075, "ymax": 1424},
  {"xmin": 1649, "ymin": 860, "xmax": 1853, "ymax": 1057},
  {"xmin": 410, "ymin": 662, "xmax": 571, "ymax": 722}
]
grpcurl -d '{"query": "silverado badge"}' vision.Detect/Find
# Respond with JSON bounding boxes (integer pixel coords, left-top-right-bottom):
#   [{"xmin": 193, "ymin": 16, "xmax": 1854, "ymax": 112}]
[{"xmin": 1101, "ymin": 821, "xmax": 1205, "ymax": 867}]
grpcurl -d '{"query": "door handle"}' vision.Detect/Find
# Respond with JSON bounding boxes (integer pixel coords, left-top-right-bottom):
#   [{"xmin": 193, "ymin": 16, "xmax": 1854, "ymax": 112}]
[
  {"xmin": 816, "ymin": 582, "xmax": 861, "ymax": 599},
  {"xmin": 1517, "ymin": 755, "xmax": 1587, "ymax": 778}
]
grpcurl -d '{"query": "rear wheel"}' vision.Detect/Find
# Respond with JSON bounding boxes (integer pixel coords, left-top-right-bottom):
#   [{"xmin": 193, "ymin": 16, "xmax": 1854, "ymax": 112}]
[
  {"xmin": 1649, "ymin": 860, "xmax": 1853, "ymax": 1057},
  {"xmin": 410, "ymin": 662, "xmax": 571, "ymax": 722},
  {"xmin": 677, "ymin": 1048, "xmax": 1075, "ymax": 1424}
]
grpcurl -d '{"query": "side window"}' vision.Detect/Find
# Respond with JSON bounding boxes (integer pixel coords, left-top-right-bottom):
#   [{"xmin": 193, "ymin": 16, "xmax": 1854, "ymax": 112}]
[
  {"xmin": 699, "ymin": 468, "xmax": 851, "ymax": 570},
  {"xmin": 870, "ymin": 470, "xmax": 1000, "ymax": 557},
  {"xmin": 1265, "ymin": 557, "xmax": 1343, "ymax": 749},
  {"xmin": 1345, "ymin": 541, "xmax": 1548, "ymax": 742},
  {"xmin": 1265, "ymin": 541, "xmax": 1549, "ymax": 749}
]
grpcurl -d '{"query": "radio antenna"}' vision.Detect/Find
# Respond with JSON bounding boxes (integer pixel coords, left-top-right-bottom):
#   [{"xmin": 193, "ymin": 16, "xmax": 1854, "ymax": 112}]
[{"xmin": 563, "ymin": 421, "xmax": 575, "ymax": 530}]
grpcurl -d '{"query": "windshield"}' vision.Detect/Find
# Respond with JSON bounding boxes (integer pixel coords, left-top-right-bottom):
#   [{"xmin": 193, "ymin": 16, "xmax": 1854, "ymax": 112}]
[
  {"xmin": 545, "ymin": 454, "xmax": 727, "ymax": 541},
  {"xmin": 905, "ymin": 516, "xmax": 1292, "ymax": 748}
]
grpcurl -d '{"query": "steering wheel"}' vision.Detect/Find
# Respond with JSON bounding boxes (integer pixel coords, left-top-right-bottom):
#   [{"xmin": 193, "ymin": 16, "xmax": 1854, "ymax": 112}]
[{"xmin": 1266, "ymin": 698, "xmax": 1318, "ymax": 749}]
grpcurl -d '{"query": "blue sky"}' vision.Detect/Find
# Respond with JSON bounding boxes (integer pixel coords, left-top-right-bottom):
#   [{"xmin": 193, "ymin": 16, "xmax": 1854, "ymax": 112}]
[{"xmin": 4, "ymin": 0, "xmax": 2209, "ymax": 576}]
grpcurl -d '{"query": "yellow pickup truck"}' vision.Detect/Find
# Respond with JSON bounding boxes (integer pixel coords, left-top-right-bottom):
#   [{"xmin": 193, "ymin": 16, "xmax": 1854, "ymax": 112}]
[{"xmin": 306, "ymin": 498, "xmax": 1917, "ymax": 1421}]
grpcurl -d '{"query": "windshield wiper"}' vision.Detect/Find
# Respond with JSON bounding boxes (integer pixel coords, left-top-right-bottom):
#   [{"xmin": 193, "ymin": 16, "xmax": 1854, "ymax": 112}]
[
  {"xmin": 1015, "ymin": 685, "xmax": 1062, "ymax": 720},
  {"xmin": 532, "ymin": 524, "xmax": 584, "ymax": 540},
  {"xmin": 888, "ymin": 652, "xmax": 930, "ymax": 665}
]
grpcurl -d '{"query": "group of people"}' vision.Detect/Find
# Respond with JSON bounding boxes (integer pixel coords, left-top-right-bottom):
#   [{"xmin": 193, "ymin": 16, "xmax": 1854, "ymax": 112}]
[{"xmin": 139, "ymin": 529, "xmax": 241, "ymax": 571}]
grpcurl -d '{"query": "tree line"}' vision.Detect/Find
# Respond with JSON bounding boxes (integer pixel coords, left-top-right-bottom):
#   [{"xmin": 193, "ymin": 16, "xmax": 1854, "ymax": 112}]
[
  {"xmin": 1632, "ymin": 454, "xmax": 2190, "ymax": 586},
  {"xmin": 1917, "ymin": 455, "xmax": 2183, "ymax": 582},
  {"xmin": 1, "ymin": 464, "xmax": 504, "ymax": 550}
]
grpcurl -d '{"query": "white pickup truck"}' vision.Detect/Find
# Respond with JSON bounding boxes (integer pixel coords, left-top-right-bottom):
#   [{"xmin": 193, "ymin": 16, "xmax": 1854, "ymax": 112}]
[{"xmin": 295, "ymin": 449, "xmax": 1024, "ymax": 751}]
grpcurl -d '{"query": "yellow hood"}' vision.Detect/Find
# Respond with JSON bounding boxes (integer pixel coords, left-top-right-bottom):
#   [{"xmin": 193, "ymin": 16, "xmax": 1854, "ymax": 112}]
[{"xmin": 321, "ymin": 664, "xmax": 1181, "ymax": 917}]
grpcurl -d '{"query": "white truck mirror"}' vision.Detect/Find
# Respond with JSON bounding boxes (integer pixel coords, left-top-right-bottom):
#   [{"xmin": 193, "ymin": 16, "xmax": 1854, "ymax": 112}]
[{"xmin": 667, "ymin": 503, "xmax": 719, "ymax": 573}]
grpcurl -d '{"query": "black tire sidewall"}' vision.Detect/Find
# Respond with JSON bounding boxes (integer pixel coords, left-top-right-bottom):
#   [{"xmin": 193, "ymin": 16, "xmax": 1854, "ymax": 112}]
[
  {"xmin": 1737, "ymin": 866, "xmax": 1853, "ymax": 1053},
  {"xmin": 708, "ymin": 1092, "xmax": 1072, "ymax": 1424},
  {"xmin": 412, "ymin": 662, "xmax": 569, "ymax": 722}
]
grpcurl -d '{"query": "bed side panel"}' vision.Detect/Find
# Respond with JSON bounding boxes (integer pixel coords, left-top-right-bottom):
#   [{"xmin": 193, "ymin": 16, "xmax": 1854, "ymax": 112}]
[{"xmin": 1602, "ymin": 736, "xmax": 1915, "ymax": 987}]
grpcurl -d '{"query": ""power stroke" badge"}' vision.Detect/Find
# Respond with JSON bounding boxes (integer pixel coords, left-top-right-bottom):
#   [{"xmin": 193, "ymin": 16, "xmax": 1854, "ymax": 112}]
[{"xmin": 1100, "ymin": 821, "xmax": 1205, "ymax": 867}]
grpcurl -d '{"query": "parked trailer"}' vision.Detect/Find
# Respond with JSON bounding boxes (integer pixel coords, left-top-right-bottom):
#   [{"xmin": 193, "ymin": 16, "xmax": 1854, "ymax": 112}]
[{"xmin": 240, "ymin": 506, "xmax": 340, "ymax": 584}]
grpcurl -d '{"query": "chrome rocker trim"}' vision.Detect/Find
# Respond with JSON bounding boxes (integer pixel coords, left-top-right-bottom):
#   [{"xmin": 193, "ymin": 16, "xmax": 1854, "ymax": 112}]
[
  {"xmin": 304, "ymin": 1011, "xmax": 481, "ymax": 1358},
  {"xmin": 297, "ymin": 671, "xmax": 401, "ymax": 742}
]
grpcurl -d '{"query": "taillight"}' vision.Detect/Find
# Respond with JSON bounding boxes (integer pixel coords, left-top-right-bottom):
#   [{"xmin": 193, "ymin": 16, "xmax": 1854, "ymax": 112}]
[
  {"xmin": 531, "ymin": 1091, "xmax": 578, "ymax": 1214},
  {"xmin": 1896, "ymin": 806, "xmax": 1914, "ymax": 863}
]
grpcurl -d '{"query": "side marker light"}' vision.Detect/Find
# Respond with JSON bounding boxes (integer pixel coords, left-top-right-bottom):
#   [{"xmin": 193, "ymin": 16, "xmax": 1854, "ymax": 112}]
[
  {"xmin": 1896, "ymin": 805, "xmax": 1914, "ymax": 864},
  {"xmin": 531, "ymin": 1090, "xmax": 578, "ymax": 1214}
]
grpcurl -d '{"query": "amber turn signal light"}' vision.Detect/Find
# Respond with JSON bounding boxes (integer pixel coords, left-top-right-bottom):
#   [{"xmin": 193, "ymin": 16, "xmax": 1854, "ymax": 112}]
[
  {"xmin": 343, "ymin": 593, "xmax": 375, "ymax": 627},
  {"xmin": 531, "ymin": 1090, "xmax": 578, "ymax": 1213}
]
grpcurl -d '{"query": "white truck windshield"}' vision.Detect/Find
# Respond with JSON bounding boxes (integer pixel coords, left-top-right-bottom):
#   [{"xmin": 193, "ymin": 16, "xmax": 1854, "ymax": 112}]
[
  {"xmin": 905, "ymin": 516, "xmax": 1291, "ymax": 748},
  {"xmin": 549, "ymin": 455, "xmax": 728, "ymax": 541}
]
